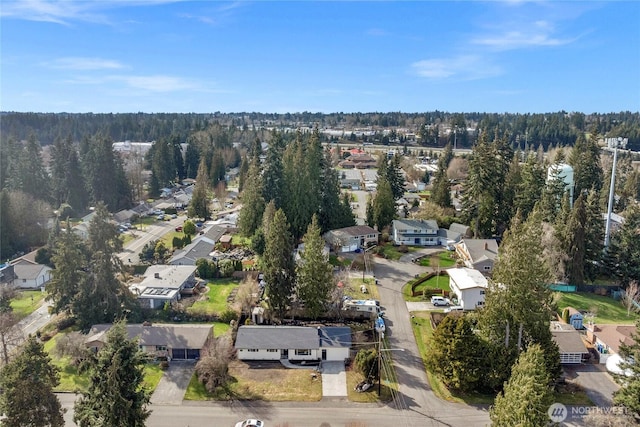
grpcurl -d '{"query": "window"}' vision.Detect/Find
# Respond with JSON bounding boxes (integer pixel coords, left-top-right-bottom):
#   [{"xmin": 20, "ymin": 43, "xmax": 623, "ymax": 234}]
[
  {"xmin": 247, "ymin": 349, "xmax": 259, "ymax": 352},
  {"xmin": 295, "ymin": 349, "xmax": 311, "ymax": 356},
  {"xmin": 23, "ymin": 279, "xmax": 26, "ymax": 283},
  {"xmin": 267, "ymin": 349, "xmax": 277, "ymax": 353},
  {"xmin": 480, "ymin": 290, "xmax": 486, "ymax": 295},
  {"xmin": 477, "ymin": 301, "xmax": 485, "ymax": 306},
  {"xmin": 156, "ymin": 345, "xmax": 167, "ymax": 351}
]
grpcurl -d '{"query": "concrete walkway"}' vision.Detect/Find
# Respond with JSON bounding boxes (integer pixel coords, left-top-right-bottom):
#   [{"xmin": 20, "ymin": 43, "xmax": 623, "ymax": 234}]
[{"xmin": 150, "ymin": 361, "xmax": 196, "ymax": 405}]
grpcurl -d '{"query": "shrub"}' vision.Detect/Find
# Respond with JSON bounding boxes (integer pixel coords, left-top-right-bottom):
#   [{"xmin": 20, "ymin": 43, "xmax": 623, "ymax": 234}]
[
  {"xmin": 354, "ymin": 348, "xmax": 379, "ymax": 381},
  {"xmin": 220, "ymin": 309, "xmax": 238, "ymax": 324},
  {"xmin": 397, "ymin": 245, "xmax": 409, "ymax": 253},
  {"xmin": 218, "ymin": 259, "xmax": 236, "ymax": 278},
  {"xmin": 56, "ymin": 316, "xmax": 76, "ymax": 332},
  {"xmin": 160, "ymin": 360, "xmax": 170, "ymax": 370},
  {"xmin": 172, "ymin": 236, "xmax": 185, "ymax": 249},
  {"xmin": 562, "ymin": 308, "xmax": 570, "ymax": 324}
]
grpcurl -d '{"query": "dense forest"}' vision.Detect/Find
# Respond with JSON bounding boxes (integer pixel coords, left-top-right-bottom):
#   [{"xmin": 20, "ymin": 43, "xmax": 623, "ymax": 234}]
[{"xmin": 2, "ymin": 111, "xmax": 639, "ymax": 150}]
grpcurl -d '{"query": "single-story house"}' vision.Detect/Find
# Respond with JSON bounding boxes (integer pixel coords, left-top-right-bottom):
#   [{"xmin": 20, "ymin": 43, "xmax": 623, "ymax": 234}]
[
  {"xmin": 454, "ymin": 239, "xmax": 499, "ymax": 275},
  {"xmin": 113, "ymin": 209, "xmax": 136, "ymax": 224},
  {"xmin": 586, "ymin": 324, "xmax": 637, "ymax": 364},
  {"xmin": 10, "ymin": 258, "xmax": 52, "ymax": 289},
  {"xmin": 235, "ymin": 326, "xmax": 351, "ymax": 362},
  {"xmin": 362, "ymin": 169, "xmax": 378, "ymax": 183},
  {"xmin": 339, "ymin": 169, "xmax": 362, "ymax": 189},
  {"xmin": 551, "ymin": 321, "xmax": 589, "ymax": 364},
  {"xmin": 391, "ymin": 219, "xmax": 439, "ymax": 246},
  {"xmin": 131, "ymin": 202, "xmax": 154, "ymax": 217},
  {"xmin": 130, "ymin": 265, "xmax": 197, "ymax": 309},
  {"xmin": 324, "ymin": 225, "xmax": 379, "ymax": 253},
  {"xmin": 169, "ymin": 237, "xmax": 216, "ymax": 265},
  {"xmin": 446, "ymin": 267, "xmax": 488, "ymax": 310},
  {"xmin": 85, "ymin": 323, "xmax": 213, "ymax": 360}
]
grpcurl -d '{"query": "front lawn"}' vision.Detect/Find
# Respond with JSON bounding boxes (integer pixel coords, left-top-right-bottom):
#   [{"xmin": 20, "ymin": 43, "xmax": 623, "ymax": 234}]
[
  {"xmin": 417, "ymin": 251, "xmax": 456, "ymax": 268},
  {"xmin": 160, "ymin": 230, "xmax": 185, "ymax": 248},
  {"xmin": 184, "ymin": 360, "xmax": 322, "ymax": 401},
  {"xmin": 403, "ymin": 274, "xmax": 450, "ymax": 302},
  {"xmin": 556, "ymin": 292, "xmax": 640, "ymax": 324},
  {"xmin": 344, "ymin": 278, "xmax": 379, "ymax": 301},
  {"xmin": 187, "ymin": 279, "xmax": 240, "ymax": 316},
  {"xmin": 329, "ymin": 254, "xmax": 351, "ymax": 267},
  {"xmin": 376, "ymin": 244, "xmax": 415, "ymax": 261},
  {"xmin": 10, "ymin": 290, "xmax": 46, "ymax": 319},
  {"xmin": 346, "ymin": 369, "xmax": 393, "ymax": 402}
]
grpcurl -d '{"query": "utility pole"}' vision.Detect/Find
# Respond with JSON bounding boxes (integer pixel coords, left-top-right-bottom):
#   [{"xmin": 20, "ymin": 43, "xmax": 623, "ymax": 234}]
[{"xmin": 604, "ymin": 137, "xmax": 627, "ymax": 248}]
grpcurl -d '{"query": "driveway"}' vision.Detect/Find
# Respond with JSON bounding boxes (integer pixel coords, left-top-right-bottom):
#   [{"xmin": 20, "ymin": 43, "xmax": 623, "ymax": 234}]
[
  {"xmin": 150, "ymin": 361, "xmax": 196, "ymax": 405},
  {"xmin": 562, "ymin": 363, "xmax": 620, "ymax": 407},
  {"xmin": 321, "ymin": 361, "xmax": 347, "ymax": 397}
]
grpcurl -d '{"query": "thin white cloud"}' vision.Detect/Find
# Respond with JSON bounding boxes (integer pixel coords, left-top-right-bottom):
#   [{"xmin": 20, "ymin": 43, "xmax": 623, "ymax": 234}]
[
  {"xmin": 366, "ymin": 28, "xmax": 390, "ymax": 37},
  {"xmin": 45, "ymin": 57, "xmax": 126, "ymax": 70},
  {"xmin": 178, "ymin": 1, "xmax": 246, "ymax": 26},
  {"xmin": 471, "ymin": 16, "xmax": 579, "ymax": 51},
  {"xmin": 111, "ymin": 75, "xmax": 199, "ymax": 92},
  {"xmin": 411, "ymin": 55, "xmax": 503, "ymax": 81},
  {"xmin": 0, "ymin": 0, "xmax": 184, "ymax": 25}
]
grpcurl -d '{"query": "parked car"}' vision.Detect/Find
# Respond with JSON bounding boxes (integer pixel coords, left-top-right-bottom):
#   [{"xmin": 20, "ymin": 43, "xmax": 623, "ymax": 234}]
[
  {"xmin": 156, "ymin": 215, "xmax": 164, "ymax": 220},
  {"xmin": 171, "ymin": 214, "xmax": 177, "ymax": 219},
  {"xmin": 430, "ymin": 296, "xmax": 449, "ymax": 306},
  {"xmin": 175, "ymin": 226, "xmax": 183, "ymax": 232},
  {"xmin": 235, "ymin": 420, "xmax": 264, "ymax": 427}
]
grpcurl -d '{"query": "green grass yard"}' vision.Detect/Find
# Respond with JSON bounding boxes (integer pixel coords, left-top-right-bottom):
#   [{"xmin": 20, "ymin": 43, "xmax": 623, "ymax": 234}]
[
  {"xmin": 556, "ymin": 292, "xmax": 640, "ymax": 324},
  {"xmin": 417, "ymin": 251, "xmax": 456, "ymax": 268},
  {"xmin": 10, "ymin": 290, "xmax": 46, "ymax": 319},
  {"xmin": 376, "ymin": 244, "xmax": 416, "ymax": 261},
  {"xmin": 344, "ymin": 277, "xmax": 379, "ymax": 301},
  {"xmin": 403, "ymin": 274, "xmax": 451, "ymax": 302},
  {"xmin": 187, "ymin": 279, "xmax": 240, "ymax": 316}
]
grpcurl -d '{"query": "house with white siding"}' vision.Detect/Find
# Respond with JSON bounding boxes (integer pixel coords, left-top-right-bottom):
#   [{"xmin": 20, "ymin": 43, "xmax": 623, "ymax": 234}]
[
  {"xmin": 235, "ymin": 326, "xmax": 351, "ymax": 362},
  {"xmin": 446, "ymin": 267, "xmax": 488, "ymax": 310},
  {"xmin": 10, "ymin": 259, "xmax": 52, "ymax": 289},
  {"xmin": 391, "ymin": 219, "xmax": 439, "ymax": 246}
]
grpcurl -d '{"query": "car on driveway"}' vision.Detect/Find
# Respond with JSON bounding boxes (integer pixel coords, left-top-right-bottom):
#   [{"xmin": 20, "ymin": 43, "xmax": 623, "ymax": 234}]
[
  {"xmin": 431, "ymin": 296, "xmax": 450, "ymax": 306},
  {"xmin": 235, "ymin": 420, "xmax": 264, "ymax": 427},
  {"xmin": 175, "ymin": 226, "xmax": 183, "ymax": 232}
]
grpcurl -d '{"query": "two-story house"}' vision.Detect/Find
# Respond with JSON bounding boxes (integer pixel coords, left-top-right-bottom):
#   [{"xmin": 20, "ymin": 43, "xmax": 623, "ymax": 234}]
[{"xmin": 391, "ymin": 219, "xmax": 439, "ymax": 246}]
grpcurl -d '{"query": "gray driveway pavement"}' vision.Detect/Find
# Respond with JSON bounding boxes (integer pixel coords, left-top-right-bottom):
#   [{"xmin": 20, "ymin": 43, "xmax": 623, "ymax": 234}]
[
  {"xmin": 150, "ymin": 361, "xmax": 196, "ymax": 405},
  {"xmin": 562, "ymin": 363, "xmax": 620, "ymax": 407},
  {"xmin": 321, "ymin": 361, "xmax": 347, "ymax": 397}
]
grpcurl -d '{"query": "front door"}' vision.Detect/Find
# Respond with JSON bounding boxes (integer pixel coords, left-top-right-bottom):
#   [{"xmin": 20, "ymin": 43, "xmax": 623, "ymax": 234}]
[
  {"xmin": 281, "ymin": 349, "xmax": 288, "ymax": 359},
  {"xmin": 322, "ymin": 349, "xmax": 327, "ymax": 361}
]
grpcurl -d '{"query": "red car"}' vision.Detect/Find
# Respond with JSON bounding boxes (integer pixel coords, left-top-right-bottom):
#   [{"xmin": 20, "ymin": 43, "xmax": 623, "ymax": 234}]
[{"xmin": 175, "ymin": 226, "xmax": 183, "ymax": 232}]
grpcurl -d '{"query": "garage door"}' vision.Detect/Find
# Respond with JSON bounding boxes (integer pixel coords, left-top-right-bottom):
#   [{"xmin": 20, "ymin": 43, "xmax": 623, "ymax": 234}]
[
  {"xmin": 186, "ymin": 349, "xmax": 200, "ymax": 359},
  {"xmin": 171, "ymin": 348, "xmax": 186, "ymax": 359}
]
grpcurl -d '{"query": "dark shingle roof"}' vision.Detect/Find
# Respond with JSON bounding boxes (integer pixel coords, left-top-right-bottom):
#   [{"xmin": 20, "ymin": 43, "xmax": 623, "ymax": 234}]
[
  {"xmin": 319, "ymin": 327, "xmax": 352, "ymax": 348},
  {"xmin": 235, "ymin": 326, "xmax": 319, "ymax": 350}
]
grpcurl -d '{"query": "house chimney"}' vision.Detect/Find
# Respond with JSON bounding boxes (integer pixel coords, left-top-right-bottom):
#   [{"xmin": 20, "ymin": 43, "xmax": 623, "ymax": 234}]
[
  {"xmin": 484, "ymin": 242, "xmax": 488, "ymax": 251},
  {"xmin": 154, "ymin": 272, "xmax": 160, "ymax": 279}
]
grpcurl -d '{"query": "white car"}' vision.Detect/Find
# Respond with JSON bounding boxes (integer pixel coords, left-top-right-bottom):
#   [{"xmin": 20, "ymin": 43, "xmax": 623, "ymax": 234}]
[
  {"xmin": 430, "ymin": 296, "xmax": 450, "ymax": 306},
  {"xmin": 235, "ymin": 420, "xmax": 264, "ymax": 427}
]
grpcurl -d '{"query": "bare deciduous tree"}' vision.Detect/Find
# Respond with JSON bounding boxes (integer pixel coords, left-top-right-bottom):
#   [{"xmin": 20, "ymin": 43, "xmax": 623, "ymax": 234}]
[
  {"xmin": 621, "ymin": 281, "xmax": 640, "ymax": 317},
  {"xmin": 0, "ymin": 313, "xmax": 23, "ymax": 366},
  {"xmin": 53, "ymin": 331, "xmax": 90, "ymax": 366},
  {"xmin": 233, "ymin": 277, "xmax": 260, "ymax": 318},
  {"xmin": 195, "ymin": 335, "xmax": 235, "ymax": 393}
]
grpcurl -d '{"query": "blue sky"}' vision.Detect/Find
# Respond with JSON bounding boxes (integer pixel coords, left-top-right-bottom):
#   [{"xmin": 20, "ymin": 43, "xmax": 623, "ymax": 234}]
[{"xmin": 1, "ymin": 1, "xmax": 639, "ymax": 114}]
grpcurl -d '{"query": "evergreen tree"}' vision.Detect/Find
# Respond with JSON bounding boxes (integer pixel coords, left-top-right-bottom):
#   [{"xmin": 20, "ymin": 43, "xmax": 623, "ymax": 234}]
[
  {"xmin": 50, "ymin": 136, "xmax": 89, "ymax": 215},
  {"xmin": 0, "ymin": 190, "xmax": 13, "ymax": 260},
  {"xmin": 262, "ymin": 131, "xmax": 286, "ymax": 208},
  {"xmin": 8, "ymin": 133, "xmax": 51, "ymax": 203},
  {"xmin": 238, "ymin": 160, "xmax": 265, "ymax": 237},
  {"xmin": 431, "ymin": 159, "xmax": 452, "ymax": 208},
  {"xmin": 565, "ymin": 192, "xmax": 588, "ymax": 285},
  {"xmin": 613, "ymin": 320, "xmax": 640, "ymax": 418},
  {"xmin": 237, "ymin": 154, "xmax": 249, "ymax": 192},
  {"xmin": 318, "ymin": 149, "xmax": 355, "ymax": 232},
  {"xmin": 149, "ymin": 137, "xmax": 175, "ymax": 191},
  {"xmin": 172, "ymin": 135, "xmax": 186, "ymax": 180},
  {"xmin": 425, "ymin": 314, "xmax": 486, "ymax": 392},
  {"xmin": 74, "ymin": 321, "xmax": 151, "ymax": 427},
  {"xmin": 489, "ymin": 344, "xmax": 554, "ymax": 427},
  {"xmin": 605, "ymin": 204, "xmax": 640, "ymax": 287},
  {"xmin": 385, "ymin": 155, "xmax": 405, "ymax": 201},
  {"xmin": 539, "ymin": 150, "xmax": 570, "ymax": 223},
  {"xmin": 0, "ymin": 336, "xmax": 65, "ymax": 427},
  {"xmin": 569, "ymin": 131, "xmax": 603, "ymax": 200},
  {"xmin": 583, "ymin": 189, "xmax": 604, "ymax": 283},
  {"xmin": 365, "ymin": 196, "xmax": 375, "ymax": 228},
  {"xmin": 372, "ymin": 179, "xmax": 395, "ymax": 231},
  {"xmin": 188, "ymin": 158, "xmax": 210, "ymax": 219},
  {"xmin": 209, "ymin": 150, "xmax": 226, "ymax": 189},
  {"xmin": 88, "ymin": 203, "xmax": 123, "ymax": 256},
  {"xmin": 263, "ymin": 209, "xmax": 295, "ymax": 318},
  {"xmin": 480, "ymin": 208, "xmax": 561, "ymax": 388},
  {"xmin": 184, "ymin": 142, "xmax": 200, "ymax": 179},
  {"xmin": 515, "ymin": 152, "xmax": 545, "ymax": 221},
  {"xmin": 296, "ymin": 215, "xmax": 334, "ymax": 319},
  {"xmin": 47, "ymin": 222, "xmax": 87, "ymax": 315}
]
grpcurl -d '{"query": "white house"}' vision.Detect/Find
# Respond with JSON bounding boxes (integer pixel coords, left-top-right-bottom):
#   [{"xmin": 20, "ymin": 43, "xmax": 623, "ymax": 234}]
[
  {"xmin": 235, "ymin": 326, "xmax": 351, "ymax": 362},
  {"xmin": 446, "ymin": 267, "xmax": 488, "ymax": 310},
  {"xmin": 130, "ymin": 265, "xmax": 197, "ymax": 309},
  {"xmin": 10, "ymin": 259, "xmax": 52, "ymax": 289},
  {"xmin": 391, "ymin": 219, "xmax": 439, "ymax": 246},
  {"xmin": 323, "ymin": 225, "xmax": 379, "ymax": 253}
]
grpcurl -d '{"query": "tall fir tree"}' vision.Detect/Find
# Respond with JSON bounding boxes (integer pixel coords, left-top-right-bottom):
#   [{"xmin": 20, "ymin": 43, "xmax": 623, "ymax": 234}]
[
  {"xmin": 188, "ymin": 158, "xmax": 210, "ymax": 219},
  {"xmin": 74, "ymin": 321, "xmax": 151, "ymax": 427},
  {"xmin": 565, "ymin": 192, "xmax": 588, "ymax": 285},
  {"xmin": 47, "ymin": 222, "xmax": 87, "ymax": 315},
  {"xmin": 7, "ymin": 133, "xmax": 51, "ymax": 203},
  {"xmin": 515, "ymin": 151, "xmax": 546, "ymax": 221},
  {"xmin": 569, "ymin": 131, "xmax": 603, "ymax": 200},
  {"xmin": 263, "ymin": 209, "xmax": 295, "ymax": 318},
  {"xmin": 50, "ymin": 135, "xmax": 89, "ymax": 215},
  {"xmin": 238, "ymin": 160, "xmax": 265, "ymax": 237},
  {"xmin": 489, "ymin": 344, "xmax": 554, "ymax": 427},
  {"xmin": 0, "ymin": 336, "xmax": 65, "ymax": 427},
  {"xmin": 296, "ymin": 215, "xmax": 334, "ymax": 319},
  {"xmin": 605, "ymin": 204, "xmax": 640, "ymax": 287},
  {"xmin": 372, "ymin": 178, "xmax": 396, "ymax": 231},
  {"xmin": 262, "ymin": 131, "xmax": 286, "ymax": 208}
]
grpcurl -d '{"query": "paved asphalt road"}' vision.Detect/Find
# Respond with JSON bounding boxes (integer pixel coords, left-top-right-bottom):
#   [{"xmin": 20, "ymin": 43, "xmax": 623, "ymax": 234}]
[{"xmin": 118, "ymin": 216, "xmax": 186, "ymax": 265}]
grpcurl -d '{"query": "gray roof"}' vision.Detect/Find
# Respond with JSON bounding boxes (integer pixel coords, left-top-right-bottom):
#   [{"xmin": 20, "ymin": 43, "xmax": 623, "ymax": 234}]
[
  {"xmin": 459, "ymin": 239, "xmax": 499, "ymax": 263},
  {"xmin": 201, "ymin": 224, "xmax": 230, "ymax": 243},
  {"xmin": 437, "ymin": 228, "xmax": 461, "ymax": 240},
  {"xmin": 393, "ymin": 219, "xmax": 439, "ymax": 232},
  {"xmin": 449, "ymin": 223, "xmax": 470, "ymax": 236},
  {"xmin": 551, "ymin": 330, "xmax": 589, "ymax": 354},
  {"xmin": 235, "ymin": 326, "xmax": 322, "ymax": 350},
  {"xmin": 319, "ymin": 327, "xmax": 352, "ymax": 349},
  {"xmin": 12, "ymin": 262, "xmax": 51, "ymax": 281},
  {"xmin": 138, "ymin": 265, "xmax": 196, "ymax": 291},
  {"xmin": 169, "ymin": 239, "xmax": 214, "ymax": 264},
  {"xmin": 86, "ymin": 323, "xmax": 213, "ymax": 349},
  {"xmin": 330, "ymin": 225, "xmax": 378, "ymax": 238}
]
